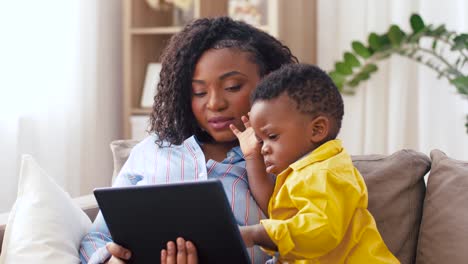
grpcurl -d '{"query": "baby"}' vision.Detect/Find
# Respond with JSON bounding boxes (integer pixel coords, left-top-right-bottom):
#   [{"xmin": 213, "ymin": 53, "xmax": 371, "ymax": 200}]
[{"xmin": 230, "ymin": 63, "xmax": 400, "ymax": 263}]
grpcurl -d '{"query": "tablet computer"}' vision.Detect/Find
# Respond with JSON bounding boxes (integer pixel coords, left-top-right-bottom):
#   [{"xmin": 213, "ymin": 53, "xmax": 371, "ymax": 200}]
[{"xmin": 94, "ymin": 180, "xmax": 251, "ymax": 264}]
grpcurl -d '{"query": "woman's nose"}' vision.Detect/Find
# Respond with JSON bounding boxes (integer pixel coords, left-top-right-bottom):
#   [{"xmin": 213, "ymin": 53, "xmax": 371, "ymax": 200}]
[{"xmin": 206, "ymin": 92, "xmax": 227, "ymax": 111}]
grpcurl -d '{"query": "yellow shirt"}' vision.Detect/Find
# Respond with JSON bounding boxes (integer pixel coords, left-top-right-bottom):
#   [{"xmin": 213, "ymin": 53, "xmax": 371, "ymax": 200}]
[{"xmin": 260, "ymin": 140, "xmax": 399, "ymax": 264}]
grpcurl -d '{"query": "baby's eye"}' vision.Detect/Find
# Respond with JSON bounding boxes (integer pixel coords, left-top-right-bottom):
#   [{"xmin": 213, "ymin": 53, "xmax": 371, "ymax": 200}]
[
  {"xmin": 225, "ymin": 85, "xmax": 241, "ymax": 92},
  {"xmin": 268, "ymin": 134, "xmax": 278, "ymax": 140}
]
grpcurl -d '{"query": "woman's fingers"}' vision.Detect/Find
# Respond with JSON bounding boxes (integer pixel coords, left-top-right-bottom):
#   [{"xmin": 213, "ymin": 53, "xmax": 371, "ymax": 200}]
[
  {"xmin": 176, "ymin": 238, "xmax": 188, "ymax": 263},
  {"xmin": 185, "ymin": 240, "xmax": 198, "ymax": 264},
  {"xmin": 106, "ymin": 256, "xmax": 127, "ymax": 264},
  {"xmin": 106, "ymin": 242, "xmax": 132, "ymax": 260},
  {"xmin": 161, "ymin": 238, "xmax": 198, "ymax": 264},
  {"xmin": 161, "ymin": 249, "xmax": 168, "ymax": 264},
  {"xmin": 166, "ymin": 241, "xmax": 177, "ymax": 263}
]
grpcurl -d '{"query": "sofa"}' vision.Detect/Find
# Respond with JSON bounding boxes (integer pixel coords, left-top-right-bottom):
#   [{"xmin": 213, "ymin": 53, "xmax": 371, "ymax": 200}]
[{"xmin": 1, "ymin": 140, "xmax": 467, "ymax": 264}]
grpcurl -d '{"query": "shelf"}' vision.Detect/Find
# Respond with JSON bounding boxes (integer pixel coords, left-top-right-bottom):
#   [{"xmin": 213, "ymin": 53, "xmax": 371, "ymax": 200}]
[
  {"xmin": 132, "ymin": 108, "xmax": 152, "ymax": 115},
  {"xmin": 256, "ymin": 25, "xmax": 270, "ymax": 33},
  {"xmin": 131, "ymin": 26, "xmax": 183, "ymax": 35}
]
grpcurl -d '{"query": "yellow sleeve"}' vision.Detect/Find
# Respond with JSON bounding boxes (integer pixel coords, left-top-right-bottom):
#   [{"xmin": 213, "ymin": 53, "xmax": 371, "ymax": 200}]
[{"xmin": 260, "ymin": 169, "xmax": 361, "ymax": 260}]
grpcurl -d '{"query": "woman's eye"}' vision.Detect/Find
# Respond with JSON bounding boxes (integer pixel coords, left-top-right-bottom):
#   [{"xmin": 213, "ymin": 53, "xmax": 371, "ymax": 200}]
[
  {"xmin": 225, "ymin": 85, "xmax": 241, "ymax": 91},
  {"xmin": 192, "ymin": 91, "xmax": 206, "ymax": 97}
]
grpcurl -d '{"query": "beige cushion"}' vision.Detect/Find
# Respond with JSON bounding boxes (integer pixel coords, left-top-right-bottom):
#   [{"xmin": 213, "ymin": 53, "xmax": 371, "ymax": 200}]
[
  {"xmin": 415, "ymin": 150, "xmax": 468, "ymax": 264},
  {"xmin": 352, "ymin": 150, "xmax": 430, "ymax": 264},
  {"xmin": 110, "ymin": 139, "xmax": 139, "ymax": 183}
]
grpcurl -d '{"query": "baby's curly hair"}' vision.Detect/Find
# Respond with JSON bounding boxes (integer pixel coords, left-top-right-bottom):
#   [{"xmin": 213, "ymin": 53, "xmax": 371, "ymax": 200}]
[
  {"xmin": 150, "ymin": 16, "xmax": 298, "ymax": 146},
  {"xmin": 252, "ymin": 64, "xmax": 344, "ymax": 138}
]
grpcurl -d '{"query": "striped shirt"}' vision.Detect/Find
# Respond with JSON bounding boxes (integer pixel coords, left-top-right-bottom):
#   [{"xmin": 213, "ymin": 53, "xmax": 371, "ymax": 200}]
[{"xmin": 79, "ymin": 135, "xmax": 270, "ymax": 264}]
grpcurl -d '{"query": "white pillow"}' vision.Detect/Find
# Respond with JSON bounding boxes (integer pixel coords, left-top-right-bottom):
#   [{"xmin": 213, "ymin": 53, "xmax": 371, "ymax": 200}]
[{"xmin": 0, "ymin": 155, "xmax": 91, "ymax": 264}]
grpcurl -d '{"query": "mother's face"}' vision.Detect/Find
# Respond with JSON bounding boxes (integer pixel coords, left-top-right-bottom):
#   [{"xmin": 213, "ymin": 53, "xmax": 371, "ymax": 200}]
[{"xmin": 191, "ymin": 48, "xmax": 261, "ymax": 143}]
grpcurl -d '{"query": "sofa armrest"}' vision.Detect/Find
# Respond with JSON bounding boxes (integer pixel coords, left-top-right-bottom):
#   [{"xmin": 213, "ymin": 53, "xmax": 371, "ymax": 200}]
[
  {"xmin": 0, "ymin": 194, "xmax": 99, "ymax": 252},
  {"xmin": 75, "ymin": 194, "xmax": 99, "ymax": 221}
]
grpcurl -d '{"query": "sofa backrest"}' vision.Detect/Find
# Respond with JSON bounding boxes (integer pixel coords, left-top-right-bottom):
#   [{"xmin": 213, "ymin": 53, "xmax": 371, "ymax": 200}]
[
  {"xmin": 110, "ymin": 140, "xmax": 431, "ymax": 264},
  {"xmin": 353, "ymin": 150, "xmax": 430, "ymax": 264}
]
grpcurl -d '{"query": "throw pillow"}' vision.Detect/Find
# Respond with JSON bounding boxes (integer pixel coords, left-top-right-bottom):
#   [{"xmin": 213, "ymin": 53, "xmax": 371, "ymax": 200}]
[
  {"xmin": 0, "ymin": 155, "xmax": 92, "ymax": 264},
  {"xmin": 352, "ymin": 150, "xmax": 431, "ymax": 264},
  {"xmin": 415, "ymin": 150, "xmax": 468, "ymax": 264}
]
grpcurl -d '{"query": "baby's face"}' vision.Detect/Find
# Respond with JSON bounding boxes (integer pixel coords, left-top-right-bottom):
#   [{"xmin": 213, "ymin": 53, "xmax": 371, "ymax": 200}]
[{"xmin": 250, "ymin": 93, "xmax": 316, "ymax": 175}]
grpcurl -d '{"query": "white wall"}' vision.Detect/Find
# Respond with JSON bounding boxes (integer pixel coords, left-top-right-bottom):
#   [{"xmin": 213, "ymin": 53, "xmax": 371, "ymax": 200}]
[
  {"xmin": 317, "ymin": 0, "xmax": 468, "ymax": 160},
  {"xmin": 0, "ymin": 0, "xmax": 122, "ymax": 213}
]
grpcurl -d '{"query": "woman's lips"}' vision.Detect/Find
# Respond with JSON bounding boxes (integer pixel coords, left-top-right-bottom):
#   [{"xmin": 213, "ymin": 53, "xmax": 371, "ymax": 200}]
[{"xmin": 208, "ymin": 117, "xmax": 235, "ymax": 130}]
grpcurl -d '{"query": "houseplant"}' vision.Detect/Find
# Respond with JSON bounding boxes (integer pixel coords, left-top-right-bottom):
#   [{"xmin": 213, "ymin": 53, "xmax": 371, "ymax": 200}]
[{"xmin": 329, "ymin": 14, "xmax": 468, "ymax": 133}]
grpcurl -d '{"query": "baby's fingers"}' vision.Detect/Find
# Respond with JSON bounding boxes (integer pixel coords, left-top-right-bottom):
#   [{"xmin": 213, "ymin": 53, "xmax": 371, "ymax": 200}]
[
  {"xmin": 241, "ymin": 115, "xmax": 251, "ymax": 128},
  {"xmin": 229, "ymin": 124, "xmax": 242, "ymax": 137}
]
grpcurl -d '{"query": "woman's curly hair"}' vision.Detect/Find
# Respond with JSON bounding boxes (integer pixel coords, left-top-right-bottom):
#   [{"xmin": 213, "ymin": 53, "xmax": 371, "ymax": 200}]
[{"xmin": 150, "ymin": 16, "xmax": 298, "ymax": 146}]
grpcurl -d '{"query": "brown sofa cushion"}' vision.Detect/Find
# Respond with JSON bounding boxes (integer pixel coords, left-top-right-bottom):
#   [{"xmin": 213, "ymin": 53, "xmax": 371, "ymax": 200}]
[
  {"xmin": 415, "ymin": 150, "xmax": 468, "ymax": 264},
  {"xmin": 352, "ymin": 150, "xmax": 430, "ymax": 264}
]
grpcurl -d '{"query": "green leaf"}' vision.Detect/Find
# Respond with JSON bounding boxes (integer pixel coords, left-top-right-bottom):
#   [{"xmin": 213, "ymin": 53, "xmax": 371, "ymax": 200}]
[
  {"xmin": 329, "ymin": 71, "xmax": 346, "ymax": 91},
  {"xmin": 368, "ymin": 33, "xmax": 381, "ymax": 51},
  {"xmin": 452, "ymin": 33, "xmax": 468, "ymax": 51},
  {"xmin": 410, "ymin": 14, "xmax": 425, "ymax": 33},
  {"xmin": 344, "ymin": 52, "xmax": 361, "ymax": 67},
  {"xmin": 451, "ymin": 76, "xmax": 468, "ymax": 96},
  {"xmin": 429, "ymin": 25, "xmax": 447, "ymax": 36},
  {"xmin": 335, "ymin": 62, "xmax": 353, "ymax": 75},
  {"xmin": 352, "ymin": 41, "xmax": 372, "ymax": 58},
  {"xmin": 388, "ymin": 25, "xmax": 405, "ymax": 47},
  {"xmin": 348, "ymin": 78, "xmax": 360, "ymax": 87},
  {"xmin": 347, "ymin": 72, "xmax": 371, "ymax": 87},
  {"xmin": 362, "ymin": 64, "xmax": 378, "ymax": 74}
]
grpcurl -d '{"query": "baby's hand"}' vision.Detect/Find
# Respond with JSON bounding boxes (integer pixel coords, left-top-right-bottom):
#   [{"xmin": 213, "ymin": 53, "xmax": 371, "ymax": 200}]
[{"xmin": 230, "ymin": 115, "xmax": 261, "ymax": 160}]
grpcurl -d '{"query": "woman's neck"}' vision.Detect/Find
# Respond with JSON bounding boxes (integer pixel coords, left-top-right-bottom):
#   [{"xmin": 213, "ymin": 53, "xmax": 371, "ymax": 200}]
[{"xmin": 201, "ymin": 141, "xmax": 238, "ymax": 162}]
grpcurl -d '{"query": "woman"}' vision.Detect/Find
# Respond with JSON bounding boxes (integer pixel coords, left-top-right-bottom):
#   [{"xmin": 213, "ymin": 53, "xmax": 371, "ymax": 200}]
[{"xmin": 79, "ymin": 16, "xmax": 297, "ymax": 264}]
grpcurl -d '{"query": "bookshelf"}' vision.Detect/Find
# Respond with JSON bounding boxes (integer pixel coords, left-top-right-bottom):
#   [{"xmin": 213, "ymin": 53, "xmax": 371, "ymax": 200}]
[{"xmin": 122, "ymin": 0, "xmax": 316, "ymax": 139}]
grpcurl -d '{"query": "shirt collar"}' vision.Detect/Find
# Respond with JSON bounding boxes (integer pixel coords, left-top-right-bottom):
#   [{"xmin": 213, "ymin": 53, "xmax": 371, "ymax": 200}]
[
  {"xmin": 289, "ymin": 139, "xmax": 343, "ymax": 171},
  {"xmin": 191, "ymin": 135, "xmax": 244, "ymax": 163}
]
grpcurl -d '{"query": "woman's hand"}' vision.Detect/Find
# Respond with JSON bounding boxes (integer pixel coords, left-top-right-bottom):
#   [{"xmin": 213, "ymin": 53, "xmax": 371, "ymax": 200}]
[
  {"xmin": 161, "ymin": 237, "xmax": 198, "ymax": 264},
  {"xmin": 230, "ymin": 115, "xmax": 262, "ymax": 160},
  {"xmin": 105, "ymin": 242, "xmax": 132, "ymax": 264}
]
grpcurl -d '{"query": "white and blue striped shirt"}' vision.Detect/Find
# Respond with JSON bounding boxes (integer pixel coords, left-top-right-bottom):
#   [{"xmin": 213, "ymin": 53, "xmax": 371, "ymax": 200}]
[{"xmin": 80, "ymin": 135, "xmax": 270, "ymax": 264}]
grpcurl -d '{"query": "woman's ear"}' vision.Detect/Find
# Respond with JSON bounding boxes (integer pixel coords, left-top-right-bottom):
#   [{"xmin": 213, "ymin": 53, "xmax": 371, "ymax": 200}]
[{"xmin": 308, "ymin": 116, "xmax": 329, "ymax": 143}]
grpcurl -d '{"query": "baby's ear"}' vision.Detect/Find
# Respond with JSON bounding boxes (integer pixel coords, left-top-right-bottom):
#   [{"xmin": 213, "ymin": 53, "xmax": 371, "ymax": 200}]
[{"xmin": 309, "ymin": 116, "xmax": 330, "ymax": 143}]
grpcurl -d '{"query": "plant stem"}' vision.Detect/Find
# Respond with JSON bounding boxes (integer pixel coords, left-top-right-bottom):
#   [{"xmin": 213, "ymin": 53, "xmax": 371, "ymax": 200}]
[
  {"xmin": 418, "ymin": 47, "xmax": 463, "ymax": 77},
  {"xmin": 432, "ymin": 35, "xmax": 468, "ymax": 61}
]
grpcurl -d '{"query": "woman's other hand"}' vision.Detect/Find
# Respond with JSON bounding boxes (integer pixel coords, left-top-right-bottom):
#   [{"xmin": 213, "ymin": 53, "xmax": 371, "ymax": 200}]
[
  {"xmin": 230, "ymin": 115, "xmax": 262, "ymax": 160},
  {"xmin": 161, "ymin": 237, "xmax": 198, "ymax": 264},
  {"xmin": 105, "ymin": 242, "xmax": 132, "ymax": 263}
]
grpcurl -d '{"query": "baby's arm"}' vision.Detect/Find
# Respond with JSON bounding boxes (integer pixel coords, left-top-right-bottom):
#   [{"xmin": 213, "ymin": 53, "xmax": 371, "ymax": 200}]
[
  {"xmin": 239, "ymin": 224, "xmax": 277, "ymax": 251},
  {"xmin": 230, "ymin": 115, "xmax": 274, "ymax": 215}
]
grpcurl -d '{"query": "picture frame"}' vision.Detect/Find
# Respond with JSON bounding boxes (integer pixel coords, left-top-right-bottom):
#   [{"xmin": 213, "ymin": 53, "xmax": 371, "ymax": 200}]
[{"xmin": 140, "ymin": 63, "xmax": 162, "ymax": 108}]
